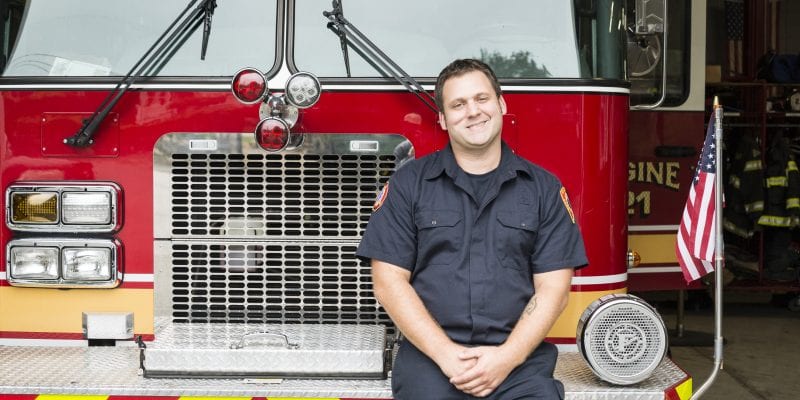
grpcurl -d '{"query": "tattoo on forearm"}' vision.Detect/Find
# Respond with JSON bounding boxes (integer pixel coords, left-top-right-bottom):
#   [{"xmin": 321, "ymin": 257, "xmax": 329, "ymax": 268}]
[{"xmin": 524, "ymin": 296, "xmax": 538, "ymax": 316}]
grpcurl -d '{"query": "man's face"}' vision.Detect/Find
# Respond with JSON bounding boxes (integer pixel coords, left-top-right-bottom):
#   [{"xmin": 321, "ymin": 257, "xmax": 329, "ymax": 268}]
[{"xmin": 438, "ymin": 70, "xmax": 507, "ymax": 153}]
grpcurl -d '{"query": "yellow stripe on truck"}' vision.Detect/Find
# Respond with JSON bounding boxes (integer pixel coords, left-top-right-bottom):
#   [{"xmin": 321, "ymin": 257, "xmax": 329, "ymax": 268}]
[
  {"xmin": 676, "ymin": 377, "xmax": 693, "ymax": 399},
  {"xmin": 2, "ymin": 289, "xmax": 626, "ymax": 340},
  {"xmin": 628, "ymin": 233, "xmax": 677, "ymax": 264},
  {"xmin": 548, "ymin": 288, "xmax": 626, "ymax": 338},
  {"xmin": 36, "ymin": 396, "xmax": 109, "ymax": 400},
  {"xmin": 0, "ymin": 287, "xmax": 153, "ymax": 334}
]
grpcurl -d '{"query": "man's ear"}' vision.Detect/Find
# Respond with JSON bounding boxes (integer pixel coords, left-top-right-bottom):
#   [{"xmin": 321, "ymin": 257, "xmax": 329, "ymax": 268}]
[
  {"xmin": 499, "ymin": 95, "xmax": 508, "ymax": 115},
  {"xmin": 438, "ymin": 112, "xmax": 447, "ymax": 130}
]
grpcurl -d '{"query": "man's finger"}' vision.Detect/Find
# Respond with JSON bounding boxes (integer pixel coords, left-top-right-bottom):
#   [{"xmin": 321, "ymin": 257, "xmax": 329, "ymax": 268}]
[
  {"xmin": 458, "ymin": 347, "xmax": 482, "ymax": 360},
  {"xmin": 454, "ymin": 376, "xmax": 486, "ymax": 392},
  {"xmin": 450, "ymin": 367, "xmax": 483, "ymax": 386}
]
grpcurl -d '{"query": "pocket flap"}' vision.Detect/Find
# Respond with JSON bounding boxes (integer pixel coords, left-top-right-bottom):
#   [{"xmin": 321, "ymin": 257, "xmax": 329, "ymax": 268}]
[
  {"xmin": 415, "ymin": 210, "xmax": 462, "ymax": 229},
  {"xmin": 497, "ymin": 211, "xmax": 537, "ymax": 232}
]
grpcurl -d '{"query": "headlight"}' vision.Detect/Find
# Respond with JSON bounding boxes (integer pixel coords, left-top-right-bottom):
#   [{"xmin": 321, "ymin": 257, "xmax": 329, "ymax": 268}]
[
  {"xmin": 6, "ymin": 239, "xmax": 120, "ymax": 288},
  {"xmin": 6, "ymin": 182, "xmax": 121, "ymax": 232},
  {"xmin": 8, "ymin": 246, "xmax": 59, "ymax": 280},
  {"xmin": 63, "ymin": 248, "xmax": 112, "ymax": 281}
]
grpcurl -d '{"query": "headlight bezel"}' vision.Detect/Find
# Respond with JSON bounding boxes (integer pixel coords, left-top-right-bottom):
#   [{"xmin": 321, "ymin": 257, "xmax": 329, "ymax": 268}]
[
  {"xmin": 6, "ymin": 238, "xmax": 121, "ymax": 288},
  {"xmin": 5, "ymin": 182, "xmax": 121, "ymax": 232}
]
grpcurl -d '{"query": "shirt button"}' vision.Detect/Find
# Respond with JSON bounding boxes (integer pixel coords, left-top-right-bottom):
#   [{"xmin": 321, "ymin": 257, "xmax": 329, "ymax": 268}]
[
  {"xmin": 521, "ymin": 223, "xmax": 526, "ymax": 227},
  {"xmin": 432, "ymin": 220, "xmax": 437, "ymax": 225}
]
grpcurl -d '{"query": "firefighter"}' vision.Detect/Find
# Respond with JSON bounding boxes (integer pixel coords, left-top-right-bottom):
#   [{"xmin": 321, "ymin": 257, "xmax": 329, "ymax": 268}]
[
  {"xmin": 723, "ymin": 132, "xmax": 763, "ymax": 239},
  {"xmin": 758, "ymin": 129, "xmax": 800, "ymax": 281},
  {"xmin": 357, "ymin": 59, "xmax": 587, "ymax": 399}
]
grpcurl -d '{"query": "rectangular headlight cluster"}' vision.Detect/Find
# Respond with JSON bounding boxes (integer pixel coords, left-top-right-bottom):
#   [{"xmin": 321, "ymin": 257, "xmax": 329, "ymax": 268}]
[
  {"xmin": 6, "ymin": 183, "xmax": 120, "ymax": 232},
  {"xmin": 6, "ymin": 239, "xmax": 120, "ymax": 288}
]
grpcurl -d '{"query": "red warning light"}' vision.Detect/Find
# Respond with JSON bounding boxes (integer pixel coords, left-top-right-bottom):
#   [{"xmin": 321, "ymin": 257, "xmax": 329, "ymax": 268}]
[
  {"xmin": 231, "ymin": 68, "xmax": 267, "ymax": 104},
  {"xmin": 255, "ymin": 118, "xmax": 290, "ymax": 152}
]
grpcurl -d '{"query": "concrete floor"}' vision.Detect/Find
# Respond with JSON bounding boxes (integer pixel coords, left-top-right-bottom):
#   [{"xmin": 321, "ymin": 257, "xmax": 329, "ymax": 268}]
[{"xmin": 637, "ymin": 290, "xmax": 800, "ymax": 400}]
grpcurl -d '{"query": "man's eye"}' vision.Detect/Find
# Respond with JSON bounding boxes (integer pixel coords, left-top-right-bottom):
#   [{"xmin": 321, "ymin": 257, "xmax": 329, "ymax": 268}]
[
  {"xmin": 477, "ymin": 96, "xmax": 489, "ymax": 103},
  {"xmin": 451, "ymin": 103, "xmax": 464, "ymax": 109}
]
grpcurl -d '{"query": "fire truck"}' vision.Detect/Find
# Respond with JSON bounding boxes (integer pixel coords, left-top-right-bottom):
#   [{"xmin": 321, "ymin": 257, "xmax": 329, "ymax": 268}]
[{"xmin": 0, "ymin": 0, "xmax": 706, "ymax": 398}]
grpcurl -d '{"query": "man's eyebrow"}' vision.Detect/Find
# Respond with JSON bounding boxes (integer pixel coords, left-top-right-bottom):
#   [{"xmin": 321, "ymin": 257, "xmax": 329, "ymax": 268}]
[{"xmin": 447, "ymin": 91, "xmax": 493, "ymax": 104}]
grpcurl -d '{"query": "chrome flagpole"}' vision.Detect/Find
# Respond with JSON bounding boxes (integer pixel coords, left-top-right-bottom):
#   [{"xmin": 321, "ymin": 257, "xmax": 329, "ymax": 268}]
[{"xmin": 692, "ymin": 97, "xmax": 725, "ymax": 398}]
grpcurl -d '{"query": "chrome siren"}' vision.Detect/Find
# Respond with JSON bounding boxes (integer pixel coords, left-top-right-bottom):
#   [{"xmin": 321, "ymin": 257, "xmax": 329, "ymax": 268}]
[{"xmin": 576, "ymin": 294, "xmax": 668, "ymax": 385}]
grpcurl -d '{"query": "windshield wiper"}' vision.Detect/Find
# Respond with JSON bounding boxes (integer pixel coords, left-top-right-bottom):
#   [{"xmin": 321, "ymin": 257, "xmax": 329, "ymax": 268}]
[
  {"xmin": 323, "ymin": 0, "xmax": 438, "ymax": 114},
  {"xmin": 65, "ymin": 0, "xmax": 217, "ymax": 147},
  {"xmin": 326, "ymin": 0, "xmax": 351, "ymax": 77},
  {"xmin": 201, "ymin": 0, "xmax": 217, "ymax": 60}
]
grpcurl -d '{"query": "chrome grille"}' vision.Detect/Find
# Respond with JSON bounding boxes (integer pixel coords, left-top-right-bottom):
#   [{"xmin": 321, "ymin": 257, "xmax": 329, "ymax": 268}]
[
  {"xmin": 154, "ymin": 133, "xmax": 410, "ymax": 329},
  {"xmin": 169, "ymin": 152, "xmax": 394, "ymax": 238}
]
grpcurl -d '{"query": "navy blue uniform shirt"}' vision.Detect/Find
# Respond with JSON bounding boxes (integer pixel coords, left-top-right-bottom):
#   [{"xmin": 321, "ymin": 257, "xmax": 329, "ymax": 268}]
[{"xmin": 357, "ymin": 142, "xmax": 588, "ymax": 345}]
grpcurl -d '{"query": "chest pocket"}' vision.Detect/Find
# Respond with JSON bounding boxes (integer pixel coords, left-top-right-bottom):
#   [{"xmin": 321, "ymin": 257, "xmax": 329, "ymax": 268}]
[
  {"xmin": 414, "ymin": 210, "xmax": 463, "ymax": 266},
  {"xmin": 495, "ymin": 210, "xmax": 538, "ymax": 271}
]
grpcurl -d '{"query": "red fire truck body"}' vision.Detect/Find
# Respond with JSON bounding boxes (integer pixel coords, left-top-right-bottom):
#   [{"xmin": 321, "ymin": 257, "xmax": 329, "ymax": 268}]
[{"xmin": 0, "ymin": 0, "xmax": 702, "ymax": 398}]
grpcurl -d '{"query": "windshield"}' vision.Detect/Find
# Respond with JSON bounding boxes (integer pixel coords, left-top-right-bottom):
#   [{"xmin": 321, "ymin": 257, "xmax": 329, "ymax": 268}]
[
  {"xmin": 294, "ymin": 0, "xmax": 624, "ymax": 80},
  {"xmin": 2, "ymin": 0, "xmax": 278, "ymax": 77}
]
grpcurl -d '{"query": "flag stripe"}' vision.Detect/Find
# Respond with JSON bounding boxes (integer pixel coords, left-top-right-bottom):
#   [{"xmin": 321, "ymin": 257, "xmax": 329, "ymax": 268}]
[{"xmin": 675, "ymin": 113, "xmax": 719, "ymax": 283}]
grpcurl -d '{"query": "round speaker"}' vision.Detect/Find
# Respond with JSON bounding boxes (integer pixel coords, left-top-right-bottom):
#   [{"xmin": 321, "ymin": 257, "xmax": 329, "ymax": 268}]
[{"xmin": 576, "ymin": 294, "xmax": 668, "ymax": 385}]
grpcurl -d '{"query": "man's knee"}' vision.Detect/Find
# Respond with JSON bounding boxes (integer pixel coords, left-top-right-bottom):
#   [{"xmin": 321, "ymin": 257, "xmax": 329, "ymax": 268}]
[{"xmin": 391, "ymin": 341, "xmax": 463, "ymax": 400}]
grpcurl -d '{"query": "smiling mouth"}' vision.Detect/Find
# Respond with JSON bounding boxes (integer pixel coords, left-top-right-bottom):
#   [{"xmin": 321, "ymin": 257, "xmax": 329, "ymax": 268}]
[{"xmin": 467, "ymin": 120, "xmax": 488, "ymax": 129}]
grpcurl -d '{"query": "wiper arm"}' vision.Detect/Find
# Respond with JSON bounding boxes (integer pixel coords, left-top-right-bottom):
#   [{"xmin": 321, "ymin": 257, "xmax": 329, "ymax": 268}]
[
  {"xmin": 325, "ymin": 0, "xmax": 351, "ymax": 77},
  {"xmin": 323, "ymin": 1, "xmax": 438, "ymax": 114},
  {"xmin": 65, "ymin": 0, "xmax": 217, "ymax": 147}
]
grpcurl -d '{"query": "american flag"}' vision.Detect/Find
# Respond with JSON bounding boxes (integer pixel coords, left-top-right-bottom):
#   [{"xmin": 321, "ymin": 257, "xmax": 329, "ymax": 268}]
[
  {"xmin": 725, "ymin": 0, "xmax": 744, "ymax": 77},
  {"xmin": 676, "ymin": 113, "xmax": 719, "ymax": 282}
]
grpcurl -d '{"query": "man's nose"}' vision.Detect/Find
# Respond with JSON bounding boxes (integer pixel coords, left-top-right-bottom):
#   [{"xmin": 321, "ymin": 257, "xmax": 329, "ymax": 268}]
[{"xmin": 466, "ymin": 100, "xmax": 481, "ymax": 116}]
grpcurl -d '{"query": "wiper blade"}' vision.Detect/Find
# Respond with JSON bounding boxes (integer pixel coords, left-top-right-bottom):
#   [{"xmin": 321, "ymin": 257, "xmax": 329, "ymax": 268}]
[
  {"xmin": 201, "ymin": 0, "xmax": 217, "ymax": 60},
  {"xmin": 65, "ymin": 0, "xmax": 217, "ymax": 147},
  {"xmin": 323, "ymin": 1, "xmax": 438, "ymax": 114}
]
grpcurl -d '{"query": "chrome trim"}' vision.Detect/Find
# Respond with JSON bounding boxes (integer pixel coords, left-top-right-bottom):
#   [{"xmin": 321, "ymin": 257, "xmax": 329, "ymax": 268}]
[
  {"xmin": 6, "ymin": 238, "xmax": 121, "ymax": 288},
  {"xmin": 5, "ymin": 182, "xmax": 121, "ymax": 233},
  {"xmin": 0, "ymin": 82, "xmax": 630, "ymax": 94},
  {"xmin": 259, "ymin": 95, "xmax": 300, "ymax": 126}
]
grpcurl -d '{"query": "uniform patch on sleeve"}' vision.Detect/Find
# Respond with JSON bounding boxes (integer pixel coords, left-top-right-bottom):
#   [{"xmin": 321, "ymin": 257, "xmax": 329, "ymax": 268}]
[
  {"xmin": 560, "ymin": 187, "xmax": 576, "ymax": 223},
  {"xmin": 373, "ymin": 183, "xmax": 389, "ymax": 211}
]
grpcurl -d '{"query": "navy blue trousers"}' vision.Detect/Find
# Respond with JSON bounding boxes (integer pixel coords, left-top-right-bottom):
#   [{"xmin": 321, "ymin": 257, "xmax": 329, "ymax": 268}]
[{"xmin": 391, "ymin": 340, "xmax": 564, "ymax": 400}]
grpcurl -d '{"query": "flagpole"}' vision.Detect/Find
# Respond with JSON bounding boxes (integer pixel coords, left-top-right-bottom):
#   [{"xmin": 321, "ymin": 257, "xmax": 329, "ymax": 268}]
[{"xmin": 692, "ymin": 97, "xmax": 725, "ymax": 399}]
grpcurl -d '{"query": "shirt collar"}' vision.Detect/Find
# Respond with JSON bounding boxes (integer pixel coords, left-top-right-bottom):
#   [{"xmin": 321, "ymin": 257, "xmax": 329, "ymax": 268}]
[{"xmin": 423, "ymin": 141, "xmax": 530, "ymax": 180}]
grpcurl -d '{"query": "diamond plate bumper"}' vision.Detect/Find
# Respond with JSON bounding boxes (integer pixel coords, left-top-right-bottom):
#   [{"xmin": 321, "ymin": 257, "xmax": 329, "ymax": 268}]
[{"xmin": 0, "ymin": 344, "xmax": 689, "ymax": 399}]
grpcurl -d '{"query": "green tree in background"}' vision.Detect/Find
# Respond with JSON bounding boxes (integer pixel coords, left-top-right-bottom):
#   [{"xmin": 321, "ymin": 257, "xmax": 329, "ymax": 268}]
[{"xmin": 480, "ymin": 49, "xmax": 551, "ymax": 78}]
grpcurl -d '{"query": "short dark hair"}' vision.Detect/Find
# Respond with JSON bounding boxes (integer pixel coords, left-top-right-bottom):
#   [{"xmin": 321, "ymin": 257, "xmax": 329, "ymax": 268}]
[{"xmin": 434, "ymin": 59, "xmax": 502, "ymax": 111}]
